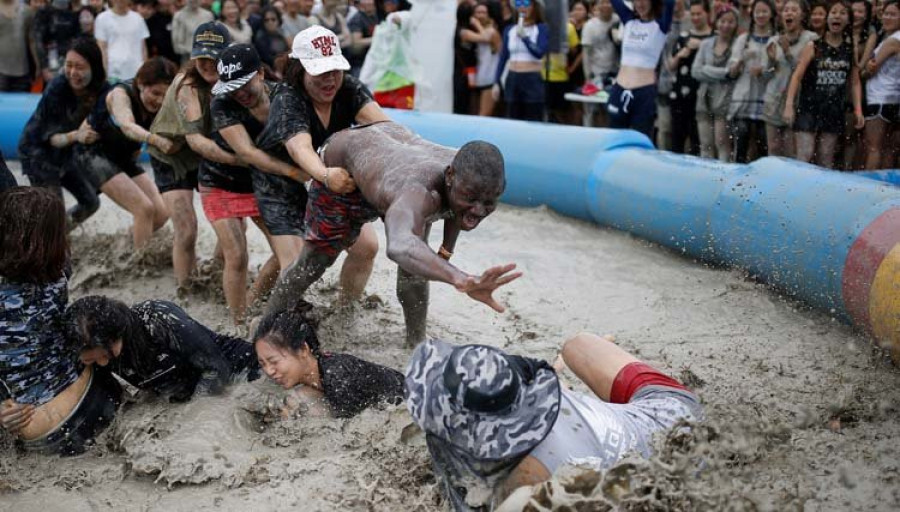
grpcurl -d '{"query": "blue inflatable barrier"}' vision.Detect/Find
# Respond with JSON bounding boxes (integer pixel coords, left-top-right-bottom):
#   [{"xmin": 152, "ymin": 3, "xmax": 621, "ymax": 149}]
[
  {"xmin": 0, "ymin": 93, "xmax": 40, "ymax": 158},
  {"xmin": 385, "ymin": 109, "xmax": 900, "ymax": 363}
]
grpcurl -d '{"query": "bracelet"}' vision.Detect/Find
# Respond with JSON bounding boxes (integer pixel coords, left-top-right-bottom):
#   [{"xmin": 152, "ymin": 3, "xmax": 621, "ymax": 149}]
[
  {"xmin": 144, "ymin": 132, "xmax": 152, "ymax": 144},
  {"xmin": 438, "ymin": 246, "xmax": 453, "ymax": 260}
]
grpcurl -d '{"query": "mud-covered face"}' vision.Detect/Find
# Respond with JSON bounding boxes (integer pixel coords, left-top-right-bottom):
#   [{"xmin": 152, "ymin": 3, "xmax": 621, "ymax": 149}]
[
  {"xmin": 80, "ymin": 340, "xmax": 123, "ymax": 367},
  {"xmin": 139, "ymin": 83, "xmax": 169, "ymax": 113},
  {"xmin": 195, "ymin": 58, "xmax": 219, "ymax": 85},
  {"xmin": 255, "ymin": 338, "xmax": 315, "ymax": 389},
  {"xmin": 230, "ymin": 72, "xmax": 265, "ymax": 108},
  {"xmin": 448, "ymin": 172, "xmax": 503, "ymax": 231},
  {"xmin": 828, "ymin": 2, "xmax": 850, "ymax": 34},
  {"xmin": 781, "ymin": 0, "xmax": 803, "ymax": 30},
  {"xmin": 303, "ymin": 69, "xmax": 343, "ymax": 104},
  {"xmin": 64, "ymin": 51, "xmax": 92, "ymax": 92}
]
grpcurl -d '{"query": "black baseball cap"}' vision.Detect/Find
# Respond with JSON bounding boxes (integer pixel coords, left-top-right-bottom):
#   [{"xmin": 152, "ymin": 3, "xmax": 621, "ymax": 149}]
[
  {"xmin": 212, "ymin": 44, "xmax": 262, "ymax": 96},
  {"xmin": 192, "ymin": 22, "xmax": 231, "ymax": 60}
]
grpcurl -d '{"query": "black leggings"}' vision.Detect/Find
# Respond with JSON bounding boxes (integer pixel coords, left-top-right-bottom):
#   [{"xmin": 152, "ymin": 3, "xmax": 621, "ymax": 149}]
[
  {"xmin": 671, "ymin": 100, "xmax": 700, "ymax": 155},
  {"xmin": 730, "ymin": 118, "xmax": 768, "ymax": 163}
]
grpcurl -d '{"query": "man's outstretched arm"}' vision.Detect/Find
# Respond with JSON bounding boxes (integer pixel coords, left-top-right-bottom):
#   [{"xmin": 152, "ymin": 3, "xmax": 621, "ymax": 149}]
[{"xmin": 384, "ymin": 191, "xmax": 521, "ymax": 312}]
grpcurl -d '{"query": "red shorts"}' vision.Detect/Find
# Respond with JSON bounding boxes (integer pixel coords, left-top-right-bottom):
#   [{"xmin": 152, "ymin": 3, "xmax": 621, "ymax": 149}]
[
  {"xmin": 609, "ymin": 362, "xmax": 688, "ymax": 404},
  {"xmin": 200, "ymin": 186, "xmax": 260, "ymax": 222}
]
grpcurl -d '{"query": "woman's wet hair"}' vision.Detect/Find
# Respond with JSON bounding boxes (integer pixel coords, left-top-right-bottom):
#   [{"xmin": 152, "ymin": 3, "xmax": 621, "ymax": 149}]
[
  {"xmin": 135, "ymin": 56, "xmax": 178, "ymax": 88},
  {"xmin": 281, "ymin": 56, "xmax": 310, "ymax": 96},
  {"xmin": 0, "ymin": 187, "xmax": 68, "ymax": 284},
  {"xmin": 65, "ymin": 296, "xmax": 158, "ymax": 376},
  {"xmin": 68, "ymin": 36, "xmax": 107, "ymax": 94},
  {"xmin": 253, "ymin": 309, "xmax": 321, "ymax": 357}
]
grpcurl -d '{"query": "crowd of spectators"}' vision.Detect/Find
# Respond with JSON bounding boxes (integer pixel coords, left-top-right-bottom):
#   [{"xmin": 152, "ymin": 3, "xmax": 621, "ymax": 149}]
[{"xmin": 0, "ymin": 0, "xmax": 898, "ymax": 169}]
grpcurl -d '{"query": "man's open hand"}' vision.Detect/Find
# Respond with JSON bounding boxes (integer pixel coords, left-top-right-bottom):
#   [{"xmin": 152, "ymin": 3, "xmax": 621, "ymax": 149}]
[
  {"xmin": 455, "ymin": 263, "xmax": 523, "ymax": 312},
  {"xmin": 0, "ymin": 400, "xmax": 35, "ymax": 434}
]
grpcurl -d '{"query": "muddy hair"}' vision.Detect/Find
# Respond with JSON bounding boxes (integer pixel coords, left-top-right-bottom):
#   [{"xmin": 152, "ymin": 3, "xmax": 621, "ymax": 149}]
[
  {"xmin": 65, "ymin": 296, "xmax": 159, "ymax": 377},
  {"xmin": 68, "ymin": 37, "xmax": 107, "ymax": 96},
  {"xmin": 452, "ymin": 141, "xmax": 506, "ymax": 189},
  {"xmin": 253, "ymin": 308, "xmax": 322, "ymax": 358},
  {"xmin": 0, "ymin": 187, "xmax": 68, "ymax": 284},
  {"xmin": 135, "ymin": 56, "xmax": 178, "ymax": 88}
]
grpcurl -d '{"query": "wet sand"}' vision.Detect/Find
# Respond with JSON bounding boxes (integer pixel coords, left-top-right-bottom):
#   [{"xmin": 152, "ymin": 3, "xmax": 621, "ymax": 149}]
[{"xmin": 2, "ymin": 163, "xmax": 899, "ymax": 511}]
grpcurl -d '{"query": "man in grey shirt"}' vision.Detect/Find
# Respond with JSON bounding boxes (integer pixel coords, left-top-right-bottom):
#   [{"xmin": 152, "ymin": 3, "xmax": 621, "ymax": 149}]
[
  {"xmin": 281, "ymin": 0, "xmax": 318, "ymax": 44},
  {"xmin": 405, "ymin": 332, "xmax": 703, "ymax": 511}
]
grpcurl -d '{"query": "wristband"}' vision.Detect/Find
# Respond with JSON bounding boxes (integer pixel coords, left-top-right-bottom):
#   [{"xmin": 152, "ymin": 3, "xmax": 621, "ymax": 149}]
[{"xmin": 438, "ymin": 246, "xmax": 453, "ymax": 260}]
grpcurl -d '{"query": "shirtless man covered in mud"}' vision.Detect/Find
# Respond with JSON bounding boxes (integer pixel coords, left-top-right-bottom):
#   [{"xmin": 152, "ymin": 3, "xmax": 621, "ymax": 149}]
[{"xmin": 265, "ymin": 121, "xmax": 521, "ymax": 346}]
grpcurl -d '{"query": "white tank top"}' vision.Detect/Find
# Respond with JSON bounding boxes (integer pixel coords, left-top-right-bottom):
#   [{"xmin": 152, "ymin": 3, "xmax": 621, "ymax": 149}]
[
  {"xmin": 475, "ymin": 41, "xmax": 499, "ymax": 87},
  {"xmin": 507, "ymin": 25, "xmax": 542, "ymax": 63},
  {"xmin": 867, "ymin": 31, "xmax": 900, "ymax": 105},
  {"xmin": 620, "ymin": 19, "xmax": 668, "ymax": 70}
]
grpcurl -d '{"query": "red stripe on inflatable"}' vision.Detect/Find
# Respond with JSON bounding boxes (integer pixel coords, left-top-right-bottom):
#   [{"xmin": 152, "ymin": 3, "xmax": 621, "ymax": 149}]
[{"xmin": 842, "ymin": 207, "xmax": 900, "ymax": 332}]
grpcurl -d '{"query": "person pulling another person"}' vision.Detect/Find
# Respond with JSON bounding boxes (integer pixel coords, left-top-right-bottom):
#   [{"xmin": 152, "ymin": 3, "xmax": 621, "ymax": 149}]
[
  {"xmin": 404, "ymin": 332, "xmax": 703, "ymax": 511},
  {"xmin": 263, "ymin": 120, "xmax": 520, "ymax": 347}
]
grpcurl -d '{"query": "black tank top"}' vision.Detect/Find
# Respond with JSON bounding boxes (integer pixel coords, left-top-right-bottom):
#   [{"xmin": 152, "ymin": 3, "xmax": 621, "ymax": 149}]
[
  {"xmin": 798, "ymin": 38, "xmax": 854, "ymax": 118},
  {"xmin": 89, "ymin": 81, "xmax": 155, "ymax": 160}
]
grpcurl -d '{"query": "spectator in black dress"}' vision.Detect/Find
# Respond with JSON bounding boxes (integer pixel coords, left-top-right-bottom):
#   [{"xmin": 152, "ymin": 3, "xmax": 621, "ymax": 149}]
[
  {"xmin": 33, "ymin": 0, "xmax": 81, "ymax": 82},
  {"xmin": 668, "ymin": 0, "xmax": 713, "ymax": 154},
  {"xmin": 253, "ymin": 309, "xmax": 405, "ymax": 419}
]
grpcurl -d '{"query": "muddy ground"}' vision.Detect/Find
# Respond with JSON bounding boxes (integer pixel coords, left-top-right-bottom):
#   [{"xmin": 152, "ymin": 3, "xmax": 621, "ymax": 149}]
[{"xmin": 1, "ymin": 164, "xmax": 898, "ymax": 511}]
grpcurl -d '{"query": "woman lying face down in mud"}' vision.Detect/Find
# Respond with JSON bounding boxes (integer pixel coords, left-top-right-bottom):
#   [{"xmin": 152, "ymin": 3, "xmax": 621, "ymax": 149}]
[
  {"xmin": 253, "ymin": 309, "xmax": 405, "ymax": 419},
  {"xmin": 0, "ymin": 188, "xmax": 121, "ymax": 456},
  {"xmin": 66, "ymin": 296, "xmax": 260, "ymax": 402},
  {"xmin": 405, "ymin": 332, "xmax": 704, "ymax": 511}
]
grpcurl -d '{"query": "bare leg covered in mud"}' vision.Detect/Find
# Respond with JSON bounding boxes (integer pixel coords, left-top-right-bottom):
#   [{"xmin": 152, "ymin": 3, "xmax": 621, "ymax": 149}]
[
  {"xmin": 397, "ymin": 265, "xmax": 429, "ymax": 347},
  {"xmin": 101, "ymin": 173, "xmax": 169, "ymax": 250},
  {"xmin": 265, "ymin": 245, "xmax": 339, "ymax": 314},
  {"xmin": 162, "ymin": 189, "xmax": 198, "ymax": 287},
  {"xmin": 339, "ymin": 224, "xmax": 379, "ymax": 304}
]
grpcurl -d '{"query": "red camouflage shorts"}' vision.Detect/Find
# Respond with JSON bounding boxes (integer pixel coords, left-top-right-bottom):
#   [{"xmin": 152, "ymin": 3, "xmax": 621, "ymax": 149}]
[{"xmin": 303, "ymin": 180, "xmax": 381, "ymax": 258}]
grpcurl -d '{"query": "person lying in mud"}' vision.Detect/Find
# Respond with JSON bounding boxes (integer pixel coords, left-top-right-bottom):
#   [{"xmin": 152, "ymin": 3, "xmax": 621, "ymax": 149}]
[
  {"xmin": 264, "ymin": 121, "xmax": 521, "ymax": 347},
  {"xmin": 0, "ymin": 188, "xmax": 122, "ymax": 456},
  {"xmin": 253, "ymin": 309, "xmax": 404, "ymax": 419},
  {"xmin": 66, "ymin": 296, "xmax": 261, "ymax": 402},
  {"xmin": 404, "ymin": 332, "xmax": 704, "ymax": 511}
]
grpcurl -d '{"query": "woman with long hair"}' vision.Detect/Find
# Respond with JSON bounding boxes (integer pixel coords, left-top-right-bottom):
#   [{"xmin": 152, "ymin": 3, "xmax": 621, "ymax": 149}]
[
  {"xmin": 693, "ymin": 5, "xmax": 740, "ymax": 160},
  {"xmin": 860, "ymin": 0, "xmax": 900, "ymax": 168},
  {"xmin": 220, "ymin": 0, "xmax": 253, "ymax": 44},
  {"xmin": 471, "ymin": 0, "xmax": 503, "ymax": 116},
  {"xmin": 843, "ymin": 0, "xmax": 875, "ymax": 168},
  {"xmin": 150, "ymin": 23, "xmax": 236, "ymax": 290},
  {"xmin": 66, "ymin": 296, "xmax": 260, "ymax": 402},
  {"xmin": 810, "ymin": 0, "xmax": 829, "ymax": 35},
  {"xmin": 491, "ymin": 0, "xmax": 550, "ymax": 121},
  {"xmin": 784, "ymin": 0, "xmax": 863, "ymax": 168},
  {"xmin": 727, "ymin": 0, "xmax": 777, "ymax": 162},
  {"xmin": 18, "ymin": 37, "xmax": 108, "ymax": 229},
  {"xmin": 253, "ymin": 309, "xmax": 404, "ymax": 418},
  {"xmin": 75, "ymin": 57, "xmax": 179, "ymax": 250},
  {"xmin": 257, "ymin": 27, "xmax": 386, "ymax": 306},
  {"xmin": 605, "ymin": 0, "xmax": 676, "ymax": 137},
  {"xmin": 761, "ymin": 0, "xmax": 818, "ymax": 157},
  {"xmin": 0, "ymin": 188, "xmax": 122, "ymax": 456}
]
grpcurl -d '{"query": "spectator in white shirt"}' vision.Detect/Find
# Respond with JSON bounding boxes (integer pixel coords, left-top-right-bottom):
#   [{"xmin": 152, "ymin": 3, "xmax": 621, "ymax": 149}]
[
  {"xmin": 94, "ymin": 0, "xmax": 150, "ymax": 81},
  {"xmin": 172, "ymin": 0, "xmax": 214, "ymax": 62}
]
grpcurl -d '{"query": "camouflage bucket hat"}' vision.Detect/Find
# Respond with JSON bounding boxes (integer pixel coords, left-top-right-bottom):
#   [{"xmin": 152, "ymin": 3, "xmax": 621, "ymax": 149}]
[{"xmin": 405, "ymin": 339, "xmax": 561, "ymax": 462}]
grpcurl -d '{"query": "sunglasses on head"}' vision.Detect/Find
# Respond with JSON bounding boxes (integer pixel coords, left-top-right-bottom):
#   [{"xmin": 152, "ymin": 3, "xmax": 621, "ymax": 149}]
[{"xmin": 515, "ymin": 0, "xmax": 532, "ymax": 8}]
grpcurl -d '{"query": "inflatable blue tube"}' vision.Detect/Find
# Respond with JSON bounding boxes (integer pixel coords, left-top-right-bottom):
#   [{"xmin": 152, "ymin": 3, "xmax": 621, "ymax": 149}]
[
  {"xmin": 0, "ymin": 93, "xmax": 41, "ymax": 158},
  {"xmin": 387, "ymin": 110, "xmax": 653, "ymax": 221}
]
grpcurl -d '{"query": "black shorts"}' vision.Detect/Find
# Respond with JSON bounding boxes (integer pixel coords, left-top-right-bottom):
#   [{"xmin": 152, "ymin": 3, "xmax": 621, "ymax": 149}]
[
  {"xmin": 607, "ymin": 83, "xmax": 657, "ymax": 137},
  {"xmin": 865, "ymin": 103, "xmax": 900, "ymax": 123},
  {"xmin": 546, "ymin": 81, "xmax": 571, "ymax": 110},
  {"xmin": 75, "ymin": 144, "xmax": 145, "ymax": 189},
  {"xmin": 251, "ymin": 170, "xmax": 308, "ymax": 237},
  {"xmin": 19, "ymin": 367, "xmax": 122, "ymax": 456},
  {"xmin": 794, "ymin": 104, "xmax": 846, "ymax": 134},
  {"xmin": 151, "ymin": 157, "xmax": 198, "ymax": 194}
]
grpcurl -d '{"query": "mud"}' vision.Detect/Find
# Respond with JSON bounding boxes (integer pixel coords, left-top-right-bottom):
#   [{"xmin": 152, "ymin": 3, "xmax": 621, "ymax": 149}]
[{"xmin": 2, "ymin": 166, "xmax": 899, "ymax": 511}]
